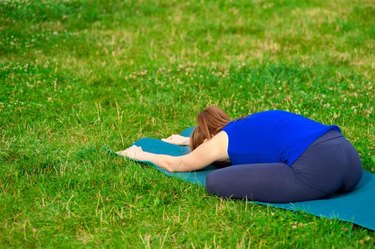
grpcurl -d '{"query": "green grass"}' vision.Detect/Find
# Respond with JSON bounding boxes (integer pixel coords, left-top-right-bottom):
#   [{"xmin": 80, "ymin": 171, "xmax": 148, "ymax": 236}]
[{"xmin": 1, "ymin": 0, "xmax": 374, "ymax": 247}]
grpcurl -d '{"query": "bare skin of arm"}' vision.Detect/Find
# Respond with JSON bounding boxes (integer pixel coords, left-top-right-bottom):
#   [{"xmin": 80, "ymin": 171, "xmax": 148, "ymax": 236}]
[
  {"xmin": 161, "ymin": 134, "xmax": 190, "ymax": 146},
  {"xmin": 117, "ymin": 131, "xmax": 229, "ymax": 172}
]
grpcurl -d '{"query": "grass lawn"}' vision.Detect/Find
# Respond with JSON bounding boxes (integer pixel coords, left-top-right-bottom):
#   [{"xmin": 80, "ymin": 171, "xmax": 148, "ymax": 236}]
[{"xmin": 1, "ymin": 0, "xmax": 374, "ymax": 247}]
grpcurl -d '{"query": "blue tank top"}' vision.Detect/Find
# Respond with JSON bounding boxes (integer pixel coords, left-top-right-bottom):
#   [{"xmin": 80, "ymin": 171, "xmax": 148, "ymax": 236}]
[{"xmin": 222, "ymin": 110, "xmax": 340, "ymax": 166}]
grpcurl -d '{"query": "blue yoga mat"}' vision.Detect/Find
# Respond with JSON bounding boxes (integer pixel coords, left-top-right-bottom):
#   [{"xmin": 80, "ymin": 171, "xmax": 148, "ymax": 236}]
[{"xmin": 109, "ymin": 127, "xmax": 375, "ymax": 231}]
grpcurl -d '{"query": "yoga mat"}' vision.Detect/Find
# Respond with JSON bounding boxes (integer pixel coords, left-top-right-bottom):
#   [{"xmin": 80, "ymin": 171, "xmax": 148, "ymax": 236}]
[{"xmin": 107, "ymin": 127, "xmax": 375, "ymax": 231}]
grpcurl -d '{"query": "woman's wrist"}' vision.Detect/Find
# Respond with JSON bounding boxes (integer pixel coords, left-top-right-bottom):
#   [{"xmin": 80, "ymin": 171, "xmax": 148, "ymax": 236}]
[
  {"xmin": 139, "ymin": 151, "xmax": 153, "ymax": 161},
  {"xmin": 182, "ymin": 137, "xmax": 190, "ymax": 146}
]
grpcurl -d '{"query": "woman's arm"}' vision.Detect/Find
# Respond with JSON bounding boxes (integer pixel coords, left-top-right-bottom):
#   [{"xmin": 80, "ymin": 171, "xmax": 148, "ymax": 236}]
[
  {"xmin": 118, "ymin": 131, "xmax": 229, "ymax": 172},
  {"xmin": 161, "ymin": 134, "xmax": 190, "ymax": 146}
]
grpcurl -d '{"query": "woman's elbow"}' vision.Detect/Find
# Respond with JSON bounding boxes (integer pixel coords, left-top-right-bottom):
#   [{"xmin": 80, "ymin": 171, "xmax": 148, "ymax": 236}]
[
  {"xmin": 162, "ymin": 156, "xmax": 179, "ymax": 173},
  {"xmin": 164, "ymin": 163, "xmax": 174, "ymax": 173},
  {"xmin": 164, "ymin": 157, "xmax": 191, "ymax": 173}
]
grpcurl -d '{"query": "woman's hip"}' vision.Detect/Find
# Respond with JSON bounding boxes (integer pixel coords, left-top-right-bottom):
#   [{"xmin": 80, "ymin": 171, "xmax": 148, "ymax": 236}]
[{"xmin": 291, "ymin": 130, "xmax": 362, "ymax": 194}]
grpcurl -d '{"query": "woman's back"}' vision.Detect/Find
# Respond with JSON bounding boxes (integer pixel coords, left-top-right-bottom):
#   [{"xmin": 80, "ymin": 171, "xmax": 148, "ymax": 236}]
[{"xmin": 222, "ymin": 110, "xmax": 340, "ymax": 166}]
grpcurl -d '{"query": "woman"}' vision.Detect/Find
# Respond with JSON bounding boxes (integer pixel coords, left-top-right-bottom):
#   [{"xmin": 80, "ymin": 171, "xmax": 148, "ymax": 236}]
[{"xmin": 118, "ymin": 106, "xmax": 362, "ymax": 203}]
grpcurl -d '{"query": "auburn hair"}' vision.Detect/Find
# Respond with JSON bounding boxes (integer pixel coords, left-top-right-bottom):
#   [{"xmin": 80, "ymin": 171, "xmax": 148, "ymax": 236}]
[{"xmin": 190, "ymin": 106, "xmax": 231, "ymax": 151}]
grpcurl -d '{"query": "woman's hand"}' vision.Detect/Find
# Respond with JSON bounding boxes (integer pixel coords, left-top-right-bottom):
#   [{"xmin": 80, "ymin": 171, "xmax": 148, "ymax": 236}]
[
  {"xmin": 161, "ymin": 134, "xmax": 190, "ymax": 146},
  {"xmin": 117, "ymin": 145, "xmax": 146, "ymax": 161},
  {"xmin": 117, "ymin": 145, "xmax": 174, "ymax": 172}
]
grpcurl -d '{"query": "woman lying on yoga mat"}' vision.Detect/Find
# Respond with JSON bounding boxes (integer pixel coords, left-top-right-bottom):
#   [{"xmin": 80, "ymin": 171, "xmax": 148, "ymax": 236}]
[{"xmin": 118, "ymin": 106, "xmax": 362, "ymax": 203}]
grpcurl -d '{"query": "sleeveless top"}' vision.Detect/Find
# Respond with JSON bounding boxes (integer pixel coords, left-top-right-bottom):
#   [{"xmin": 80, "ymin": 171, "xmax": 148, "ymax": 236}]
[{"xmin": 222, "ymin": 110, "xmax": 340, "ymax": 166}]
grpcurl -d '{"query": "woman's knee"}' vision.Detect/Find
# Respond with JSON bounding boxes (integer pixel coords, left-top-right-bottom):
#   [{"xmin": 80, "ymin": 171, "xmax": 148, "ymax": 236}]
[
  {"xmin": 205, "ymin": 171, "xmax": 221, "ymax": 195},
  {"xmin": 205, "ymin": 169, "xmax": 235, "ymax": 198}
]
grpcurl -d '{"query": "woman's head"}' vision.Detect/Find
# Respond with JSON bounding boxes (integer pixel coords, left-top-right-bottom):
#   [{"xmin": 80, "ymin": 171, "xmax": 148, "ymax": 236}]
[{"xmin": 190, "ymin": 106, "xmax": 230, "ymax": 150}]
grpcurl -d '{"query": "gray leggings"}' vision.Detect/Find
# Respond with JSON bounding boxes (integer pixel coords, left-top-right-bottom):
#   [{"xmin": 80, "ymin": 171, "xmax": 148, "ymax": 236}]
[{"xmin": 205, "ymin": 130, "xmax": 363, "ymax": 203}]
